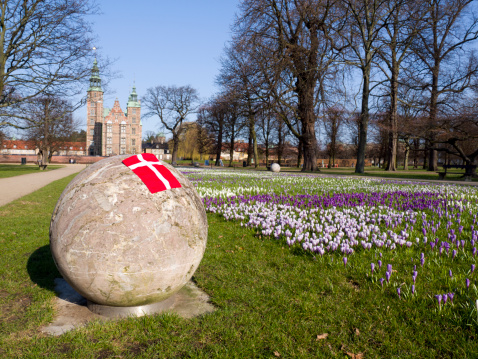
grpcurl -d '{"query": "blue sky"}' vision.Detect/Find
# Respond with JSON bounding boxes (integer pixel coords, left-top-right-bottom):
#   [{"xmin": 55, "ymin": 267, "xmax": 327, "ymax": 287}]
[{"xmin": 83, "ymin": 0, "xmax": 240, "ymax": 136}]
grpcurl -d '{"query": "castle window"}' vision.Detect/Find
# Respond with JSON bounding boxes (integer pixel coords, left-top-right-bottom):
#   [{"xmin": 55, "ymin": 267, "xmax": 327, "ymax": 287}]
[
  {"xmin": 90, "ymin": 108, "xmax": 95, "ymax": 115},
  {"xmin": 132, "ymin": 128, "xmax": 136, "ymax": 135},
  {"xmin": 121, "ymin": 138, "xmax": 126, "ymax": 145},
  {"xmin": 107, "ymin": 146, "xmax": 112, "ymax": 156},
  {"xmin": 107, "ymin": 123, "xmax": 112, "ymax": 133},
  {"xmin": 90, "ymin": 118, "xmax": 94, "ymax": 125},
  {"xmin": 132, "ymin": 109, "xmax": 136, "ymax": 114},
  {"xmin": 89, "ymin": 129, "xmax": 94, "ymax": 136},
  {"xmin": 107, "ymin": 137, "xmax": 112, "ymax": 144},
  {"xmin": 120, "ymin": 147, "xmax": 126, "ymax": 155},
  {"xmin": 132, "ymin": 139, "xmax": 136, "ymax": 146},
  {"xmin": 132, "ymin": 117, "xmax": 136, "ymax": 124},
  {"xmin": 90, "ymin": 140, "xmax": 94, "ymax": 146},
  {"xmin": 121, "ymin": 124, "xmax": 126, "ymax": 133},
  {"xmin": 132, "ymin": 147, "xmax": 136, "ymax": 154}
]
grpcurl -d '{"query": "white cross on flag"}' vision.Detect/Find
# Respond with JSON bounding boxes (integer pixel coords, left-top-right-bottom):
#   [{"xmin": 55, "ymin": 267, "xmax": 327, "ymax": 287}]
[{"xmin": 122, "ymin": 154, "xmax": 181, "ymax": 193}]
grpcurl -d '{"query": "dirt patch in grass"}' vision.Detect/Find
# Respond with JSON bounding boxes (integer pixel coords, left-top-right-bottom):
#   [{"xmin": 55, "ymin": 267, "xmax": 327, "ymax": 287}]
[{"xmin": 0, "ymin": 294, "xmax": 32, "ymax": 324}]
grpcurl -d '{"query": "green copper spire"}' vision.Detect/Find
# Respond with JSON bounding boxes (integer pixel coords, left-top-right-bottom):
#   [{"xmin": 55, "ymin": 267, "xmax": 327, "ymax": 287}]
[
  {"xmin": 87, "ymin": 58, "xmax": 103, "ymax": 92},
  {"xmin": 127, "ymin": 83, "xmax": 140, "ymax": 108}
]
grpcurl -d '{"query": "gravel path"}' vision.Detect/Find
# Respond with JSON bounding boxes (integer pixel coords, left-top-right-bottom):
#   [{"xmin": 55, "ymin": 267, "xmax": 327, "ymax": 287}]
[{"xmin": 0, "ymin": 164, "xmax": 86, "ymax": 207}]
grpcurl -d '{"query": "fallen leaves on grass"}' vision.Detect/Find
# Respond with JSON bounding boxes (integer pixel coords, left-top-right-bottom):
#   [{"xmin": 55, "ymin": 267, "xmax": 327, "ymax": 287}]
[
  {"xmin": 346, "ymin": 352, "xmax": 364, "ymax": 359},
  {"xmin": 316, "ymin": 333, "xmax": 329, "ymax": 340}
]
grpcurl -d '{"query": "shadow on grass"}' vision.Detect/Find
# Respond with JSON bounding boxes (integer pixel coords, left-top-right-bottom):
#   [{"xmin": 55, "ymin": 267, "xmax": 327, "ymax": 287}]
[{"xmin": 27, "ymin": 244, "xmax": 60, "ymax": 293}]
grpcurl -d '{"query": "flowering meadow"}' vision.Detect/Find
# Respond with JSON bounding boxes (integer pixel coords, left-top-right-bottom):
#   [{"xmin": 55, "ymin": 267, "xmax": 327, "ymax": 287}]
[{"xmin": 185, "ymin": 169, "xmax": 478, "ymax": 320}]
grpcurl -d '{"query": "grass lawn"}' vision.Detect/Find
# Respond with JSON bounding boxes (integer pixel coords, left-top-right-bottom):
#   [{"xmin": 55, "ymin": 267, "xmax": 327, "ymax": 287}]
[
  {"xmin": 0, "ymin": 164, "xmax": 64, "ymax": 179},
  {"xmin": 1, "ymin": 174, "xmax": 478, "ymax": 358}
]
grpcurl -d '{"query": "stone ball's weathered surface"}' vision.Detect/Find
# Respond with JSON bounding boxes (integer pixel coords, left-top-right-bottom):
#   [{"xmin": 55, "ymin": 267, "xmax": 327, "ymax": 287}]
[
  {"xmin": 271, "ymin": 163, "xmax": 281, "ymax": 173},
  {"xmin": 50, "ymin": 155, "xmax": 208, "ymax": 307}
]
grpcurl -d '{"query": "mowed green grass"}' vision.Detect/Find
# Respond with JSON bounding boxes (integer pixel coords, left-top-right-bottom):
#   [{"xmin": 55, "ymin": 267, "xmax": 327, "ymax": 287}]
[
  {"xmin": 0, "ymin": 164, "xmax": 64, "ymax": 178},
  {"xmin": 1, "ymin": 176, "xmax": 478, "ymax": 358}
]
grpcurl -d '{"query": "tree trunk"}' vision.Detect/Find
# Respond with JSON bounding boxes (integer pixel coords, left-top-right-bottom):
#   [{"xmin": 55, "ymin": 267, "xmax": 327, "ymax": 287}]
[
  {"xmin": 386, "ymin": 62, "xmax": 399, "ymax": 171},
  {"xmin": 403, "ymin": 139, "xmax": 410, "ymax": 170},
  {"xmin": 428, "ymin": 63, "xmax": 440, "ymax": 171},
  {"xmin": 171, "ymin": 133, "xmax": 179, "ymax": 166},
  {"xmin": 423, "ymin": 143, "xmax": 428, "ymax": 170},
  {"xmin": 251, "ymin": 124, "xmax": 259, "ymax": 168},
  {"xmin": 215, "ymin": 120, "xmax": 223, "ymax": 166},
  {"xmin": 297, "ymin": 138, "xmax": 303, "ymax": 168},
  {"xmin": 247, "ymin": 126, "xmax": 253, "ymax": 166},
  {"xmin": 355, "ymin": 64, "xmax": 371, "ymax": 174},
  {"xmin": 277, "ymin": 121, "xmax": 283, "ymax": 165},
  {"xmin": 229, "ymin": 134, "xmax": 235, "ymax": 167}
]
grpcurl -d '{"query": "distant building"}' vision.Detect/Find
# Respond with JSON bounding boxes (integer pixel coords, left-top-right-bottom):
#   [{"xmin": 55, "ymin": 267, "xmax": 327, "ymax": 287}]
[
  {"xmin": 142, "ymin": 136, "xmax": 171, "ymax": 161},
  {"xmin": 220, "ymin": 140, "xmax": 249, "ymax": 161},
  {"xmin": 86, "ymin": 59, "xmax": 142, "ymax": 156},
  {"xmin": 1, "ymin": 140, "xmax": 86, "ymax": 156},
  {"xmin": 1, "ymin": 140, "xmax": 36, "ymax": 155}
]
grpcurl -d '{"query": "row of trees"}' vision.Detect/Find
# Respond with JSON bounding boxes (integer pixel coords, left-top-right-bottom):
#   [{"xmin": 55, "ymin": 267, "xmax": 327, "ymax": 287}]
[
  {"xmin": 195, "ymin": 0, "xmax": 478, "ymax": 173},
  {"xmin": 0, "ymin": 0, "xmax": 103, "ymax": 168}
]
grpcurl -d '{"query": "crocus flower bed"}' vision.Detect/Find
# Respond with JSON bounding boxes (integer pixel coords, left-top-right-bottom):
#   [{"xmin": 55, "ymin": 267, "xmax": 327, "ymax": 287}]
[{"xmin": 184, "ymin": 169, "xmax": 478, "ymax": 322}]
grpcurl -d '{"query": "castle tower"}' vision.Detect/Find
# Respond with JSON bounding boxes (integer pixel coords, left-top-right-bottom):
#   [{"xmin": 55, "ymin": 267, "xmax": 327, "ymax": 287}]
[
  {"xmin": 86, "ymin": 59, "xmax": 104, "ymax": 156},
  {"xmin": 126, "ymin": 85, "xmax": 142, "ymax": 154}
]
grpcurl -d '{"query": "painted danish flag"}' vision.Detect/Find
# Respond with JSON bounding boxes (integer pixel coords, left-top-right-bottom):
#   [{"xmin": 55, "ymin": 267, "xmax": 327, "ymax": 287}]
[{"xmin": 122, "ymin": 153, "xmax": 181, "ymax": 193}]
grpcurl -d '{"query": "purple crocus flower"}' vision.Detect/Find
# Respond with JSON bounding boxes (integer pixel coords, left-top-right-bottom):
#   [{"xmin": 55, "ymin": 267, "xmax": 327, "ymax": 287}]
[
  {"xmin": 343, "ymin": 257, "xmax": 347, "ymax": 267},
  {"xmin": 378, "ymin": 260, "xmax": 382, "ymax": 269},
  {"xmin": 466, "ymin": 278, "xmax": 470, "ymax": 289},
  {"xmin": 435, "ymin": 294, "xmax": 442, "ymax": 307},
  {"xmin": 371, "ymin": 263, "xmax": 375, "ymax": 274},
  {"xmin": 380, "ymin": 278, "xmax": 384, "ymax": 287},
  {"xmin": 387, "ymin": 264, "xmax": 392, "ymax": 273},
  {"xmin": 474, "ymin": 247, "xmax": 477, "ymax": 257},
  {"xmin": 448, "ymin": 292, "xmax": 454, "ymax": 303},
  {"xmin": 397, "ymin": 287, "xmax": 401, "ymax": 299},
  {"xmin": 452, "ymin": 250, "xmax": 457, "ymax": 259},
  {"xmin": 449, "ymin": 270, "xmax": 453, "ymax": 278},
  {"xmin": 442, "ymin": 294, "xmax": 447, "ymax": 304},
  {"xmin": 386, "ymin": 271, "xmax": 391, "ymax": 283},
  {"xmin": 472, "ymin": 264, "xmax": 476, "ymax": 273},
  {"xmin": 412, "ymin": 285, "xmax": 415, "ymax": 294},
  {"xmin": 420, "ymin": 257, "xmax": 425, "ymax": 267}
]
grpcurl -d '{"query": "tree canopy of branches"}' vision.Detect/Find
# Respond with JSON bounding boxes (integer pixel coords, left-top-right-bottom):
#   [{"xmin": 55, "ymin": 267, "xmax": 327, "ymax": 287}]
[
  {"xmin": 214, "ymin": 0, "xmax": 478, "ymax": 172},
  {"xmin": 231, "ymin": 0, "xmax": 340, "ymax": 171},
  {"xmin": 142, "ymin": 85, "xmax": 200, "ymax": 165},
  {"xmin": 0, "ymin": 0, "xmax": 98, "ymax": 128},
  {"xmin": 22, "ymin": 96, "xmax": 77, "ymax": 169}
]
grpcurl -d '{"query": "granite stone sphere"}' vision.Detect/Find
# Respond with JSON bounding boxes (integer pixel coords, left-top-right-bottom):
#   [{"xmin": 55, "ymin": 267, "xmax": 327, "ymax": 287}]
[
  {"xmin": 49, "ymin": 155, "xmax": 208, "ymax": 307},
  {"xmin": 271, "ymin": 163, "xmax": 281, "ymax": 173}
]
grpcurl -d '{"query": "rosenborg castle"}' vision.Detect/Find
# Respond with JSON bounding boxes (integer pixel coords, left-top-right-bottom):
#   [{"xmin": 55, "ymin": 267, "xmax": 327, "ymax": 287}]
[{"xmin": 86, "ymin": 59, "xmax": 142, "ymax": 156}]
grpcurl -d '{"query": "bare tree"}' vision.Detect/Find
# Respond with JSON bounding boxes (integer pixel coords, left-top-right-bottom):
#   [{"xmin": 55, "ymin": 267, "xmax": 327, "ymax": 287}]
[
  {"xmin": 22, "ymin": 96, "xmax": 77, "ymax": 169},
  {"xmin": 376, "ymin": 0, "xmax": 427, "ymax": 171},
  {"xmin": 142, "ymin": 85, "xmax": 200, "ymax": 165},
  {"xmin": 323, "ymin": 106, "xmax": 346, "ymax": 167},
  {"xmin": 0, "ymin": 0, "xmax": 99, "ymax": 128},
  {"xmin": 336, "ymin": 0, "xmax": 395, "ymax": 173},
  {"xmin": 410, "ymin": 0, "xmax": 478, "ymax": 171},
  {"xmin": 195, "ymin": 122, "xmax": 214, "ymax": 161},
  {"xmin": 234, "ymin": 0, "xmax": 340, "ymax": 171},
  {"xmin": 197, "ymin": 97, "xmax": 228, "ymax": 166}
]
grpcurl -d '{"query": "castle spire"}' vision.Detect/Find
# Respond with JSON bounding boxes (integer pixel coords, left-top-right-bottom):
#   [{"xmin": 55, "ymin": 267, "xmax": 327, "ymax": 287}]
[
  {"xmin": 88, "ymin": 58, "xmax": 103, "ymax": 92},
  {"xmin": 127, "ymin": 82, "xmax": 140, "ymax": 108}
]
